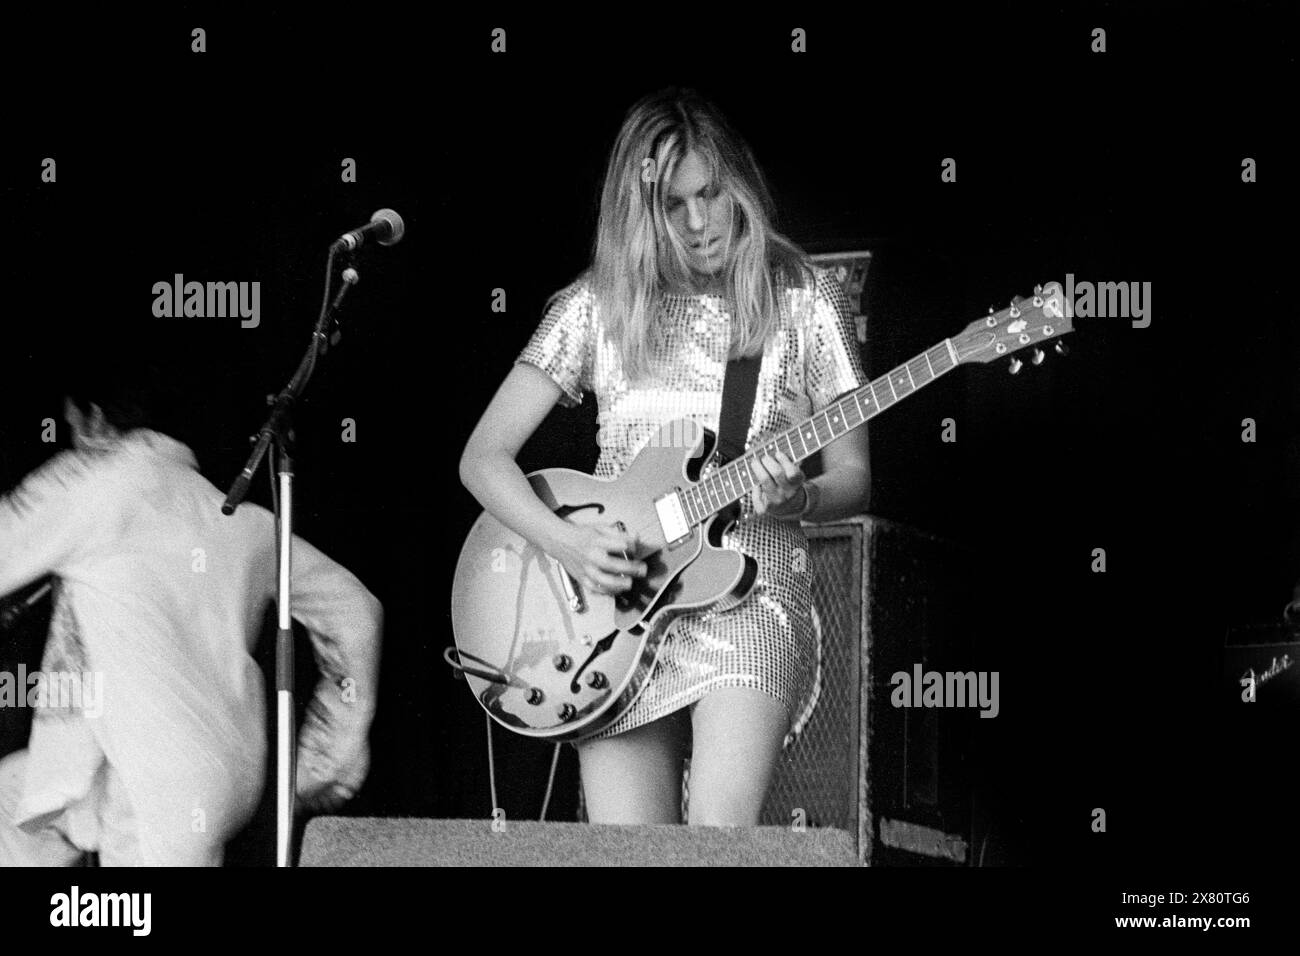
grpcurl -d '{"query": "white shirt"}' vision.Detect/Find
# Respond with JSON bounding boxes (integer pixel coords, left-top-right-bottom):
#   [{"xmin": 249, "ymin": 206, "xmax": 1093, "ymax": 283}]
[{"xmin": 0, "ymin": 430, "xmax": 382, "ymax": 864}]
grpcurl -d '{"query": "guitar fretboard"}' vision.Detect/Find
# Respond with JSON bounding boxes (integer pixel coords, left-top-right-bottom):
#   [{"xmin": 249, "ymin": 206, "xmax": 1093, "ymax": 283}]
[{"xmin": 679, "ymin": 338, "xmax": 960, "ymax": 526}]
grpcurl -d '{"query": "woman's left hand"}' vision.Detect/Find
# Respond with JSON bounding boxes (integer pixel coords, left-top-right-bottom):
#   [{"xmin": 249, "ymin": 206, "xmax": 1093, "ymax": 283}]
[{"xmin": 749, "ymin": 450, "xmax": 806, "ymax": 517}]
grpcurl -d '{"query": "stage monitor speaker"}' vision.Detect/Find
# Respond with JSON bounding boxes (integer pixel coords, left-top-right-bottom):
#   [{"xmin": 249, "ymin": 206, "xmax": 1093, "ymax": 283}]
[
  {"xmin": 757, "ymin": 515, "xmax": 975, "ymax": 865},
  {"xmin": 299, "ymin": 817, "xmax": 858, "ymax": 867}
]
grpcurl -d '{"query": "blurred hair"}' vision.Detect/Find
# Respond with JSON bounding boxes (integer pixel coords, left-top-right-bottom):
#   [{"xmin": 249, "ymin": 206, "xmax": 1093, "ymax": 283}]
[
  {"xmin": 578, "ymin": 87, "xmax": 811, "ymax": 381},
  {"xmin": 62, "ymin": 330, "xmax": 175, "ymax": 436}
]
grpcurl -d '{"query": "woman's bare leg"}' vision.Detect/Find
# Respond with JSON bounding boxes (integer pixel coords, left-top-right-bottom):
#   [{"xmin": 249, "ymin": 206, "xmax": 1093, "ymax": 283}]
[
  {"xmin": 576, "ymin": 710, "xmax": 688, "ymax": 824},
  {"xmin": 686, "ymin": 687, "xmax": 788, "ymax": 826}
]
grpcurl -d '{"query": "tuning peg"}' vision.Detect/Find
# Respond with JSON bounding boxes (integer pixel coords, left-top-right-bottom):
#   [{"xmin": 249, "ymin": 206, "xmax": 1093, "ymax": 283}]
[
  {"xmin": 1009, "ymin": 357, "xmax": 1023, "ymax": 374},
  {"xmin": 1031, "ymin": 348, "xmax": 1045, "ymax": 365},
  {"xmin": 1054, "ymin": 340, "xmax": 1069, "ymax": 356}
]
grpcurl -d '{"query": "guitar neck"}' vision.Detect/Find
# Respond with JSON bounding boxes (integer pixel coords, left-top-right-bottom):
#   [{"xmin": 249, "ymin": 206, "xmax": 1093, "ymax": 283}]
[{"xmin": 680, "ymin": 338, "xmax": 961, "ymax": 526}]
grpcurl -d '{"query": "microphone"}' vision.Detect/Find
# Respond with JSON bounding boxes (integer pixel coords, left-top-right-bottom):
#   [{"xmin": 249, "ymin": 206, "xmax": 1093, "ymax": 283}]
[
  {"xmin": 1, "ymin": 578, "xmax": 54, "ymax": 630},
  {"xmin": 332, "ymin": 209, "xmax": 405, "ymax": 252}
]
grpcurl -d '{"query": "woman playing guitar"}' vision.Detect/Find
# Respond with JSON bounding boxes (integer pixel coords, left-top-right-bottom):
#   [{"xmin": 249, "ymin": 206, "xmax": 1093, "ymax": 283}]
[{"xmin": 459, "ymin": 88, "xmax": 870, "ymax": 826}]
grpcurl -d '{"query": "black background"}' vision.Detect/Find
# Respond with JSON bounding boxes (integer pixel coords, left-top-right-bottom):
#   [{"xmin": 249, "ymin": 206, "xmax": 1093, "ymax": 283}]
[{"xmin": 0, "ymin": 1, "xmax": 1296, "ymax": 893}]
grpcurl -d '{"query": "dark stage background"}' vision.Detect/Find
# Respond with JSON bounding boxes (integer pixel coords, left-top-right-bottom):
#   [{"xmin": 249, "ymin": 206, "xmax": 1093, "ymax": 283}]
[{"xmin": 1, "ymin": 5, "xmax": 1295, "ymax": 870}]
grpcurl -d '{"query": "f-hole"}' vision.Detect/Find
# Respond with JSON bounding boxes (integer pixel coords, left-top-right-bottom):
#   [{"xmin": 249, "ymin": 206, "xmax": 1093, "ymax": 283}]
[{"xmin": 555, "ymin": 503, "xmax": 606, "ymax": 520}]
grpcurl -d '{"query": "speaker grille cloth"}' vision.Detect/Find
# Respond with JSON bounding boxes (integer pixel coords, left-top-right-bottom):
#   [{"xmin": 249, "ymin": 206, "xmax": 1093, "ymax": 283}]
[{"xmin": 760, "ymin": 527, "xmax": 860, "ymax": 832}]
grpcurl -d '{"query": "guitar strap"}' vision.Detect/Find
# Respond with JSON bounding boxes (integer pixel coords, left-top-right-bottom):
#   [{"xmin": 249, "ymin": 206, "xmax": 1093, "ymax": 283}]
[{"xmin": 715, "ymin": 353, "xmax": 761, "ymax": 466}]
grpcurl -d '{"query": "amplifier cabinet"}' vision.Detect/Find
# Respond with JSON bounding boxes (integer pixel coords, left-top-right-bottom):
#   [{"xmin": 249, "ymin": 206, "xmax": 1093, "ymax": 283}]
[{"xmin": 759, "ymin": 515, "xmax": 975, "ymax": 865}]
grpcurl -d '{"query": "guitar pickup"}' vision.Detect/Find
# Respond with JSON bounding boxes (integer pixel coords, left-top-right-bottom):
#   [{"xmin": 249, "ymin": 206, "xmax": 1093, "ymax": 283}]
[{"xmin": 653, "ymin": 491, "xmax": 691, "ymax": 546}]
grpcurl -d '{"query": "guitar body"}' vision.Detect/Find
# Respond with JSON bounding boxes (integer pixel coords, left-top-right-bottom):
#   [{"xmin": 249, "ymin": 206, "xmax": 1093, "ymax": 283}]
[{"xmin": 451, "ymin": 419, "xmax": 758, "ymax": 740}]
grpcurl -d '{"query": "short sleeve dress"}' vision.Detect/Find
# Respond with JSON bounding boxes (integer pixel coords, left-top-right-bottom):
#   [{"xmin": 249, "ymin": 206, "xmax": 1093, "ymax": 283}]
[{"xmin": 516, "ymin": 266, "xmax": 868, "ymax": 738}]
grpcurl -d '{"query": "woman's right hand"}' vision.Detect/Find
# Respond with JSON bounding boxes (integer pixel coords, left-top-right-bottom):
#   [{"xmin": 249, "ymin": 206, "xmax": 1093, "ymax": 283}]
[
  {"xmin": 550, "ymin": 522, "xmax": 647, "ymax": 596},
  {"xmin": 459, "ymin": 364, "xmax": 647, "ymax": 598}
]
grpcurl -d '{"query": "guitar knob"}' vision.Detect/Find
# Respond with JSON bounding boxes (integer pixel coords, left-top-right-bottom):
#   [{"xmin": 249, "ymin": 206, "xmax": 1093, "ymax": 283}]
[
  {"xmin": 1031, "ymin": 348, "xmax": 1045, "ymax": 365},
  {"xmin": 1009, "ymin": 357, "xmax": 1023, "ymax": 374},
  {"xmin": 552, "ymin": 654, "xmax": 573, "ymax": 672},
  {"xmin": 1054, "ymin": 340, "xmax": 1069, "ymax": 356},
  {"xmin": 586, "ymin": 671, "xmax": 608, "ymax": 690},
  {"xmin": 557, "ymin": 703, "xmax": 577, "ymax": 722},
  {"xmin": 526, "ymin": 687, "xmax": 544, "ymax": 706}
]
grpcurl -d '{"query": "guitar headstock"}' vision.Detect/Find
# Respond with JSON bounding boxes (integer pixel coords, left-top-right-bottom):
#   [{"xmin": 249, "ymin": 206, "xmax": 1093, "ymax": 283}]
[{"xmin": 951, "ymin": 282, "xmax": 1075, "ymax": 369}]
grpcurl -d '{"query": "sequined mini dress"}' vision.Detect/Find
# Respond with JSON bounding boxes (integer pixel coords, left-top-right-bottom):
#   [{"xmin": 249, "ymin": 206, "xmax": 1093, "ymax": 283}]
[{"xmin": 516, "ymin": 266, "xmax": 868, "ymax": 738}]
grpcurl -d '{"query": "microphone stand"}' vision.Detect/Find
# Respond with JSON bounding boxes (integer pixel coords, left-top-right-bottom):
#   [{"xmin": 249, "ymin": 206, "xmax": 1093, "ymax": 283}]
[{"xmin": 221, "ymin": 249, "xmax": 359, "ymax": 868}]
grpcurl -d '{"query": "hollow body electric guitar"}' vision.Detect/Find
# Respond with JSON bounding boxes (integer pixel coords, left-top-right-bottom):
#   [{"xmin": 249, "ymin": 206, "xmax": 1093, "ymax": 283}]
[{"xmin": 451, "ymin": 282, "xmax": 1074, "ymax": 740}]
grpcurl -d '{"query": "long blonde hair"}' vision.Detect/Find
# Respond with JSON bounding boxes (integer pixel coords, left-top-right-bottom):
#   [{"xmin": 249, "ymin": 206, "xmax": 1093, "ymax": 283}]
[{"xmin": 578, "ymin": 88, "xmax": 811, "ymax": 382}]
